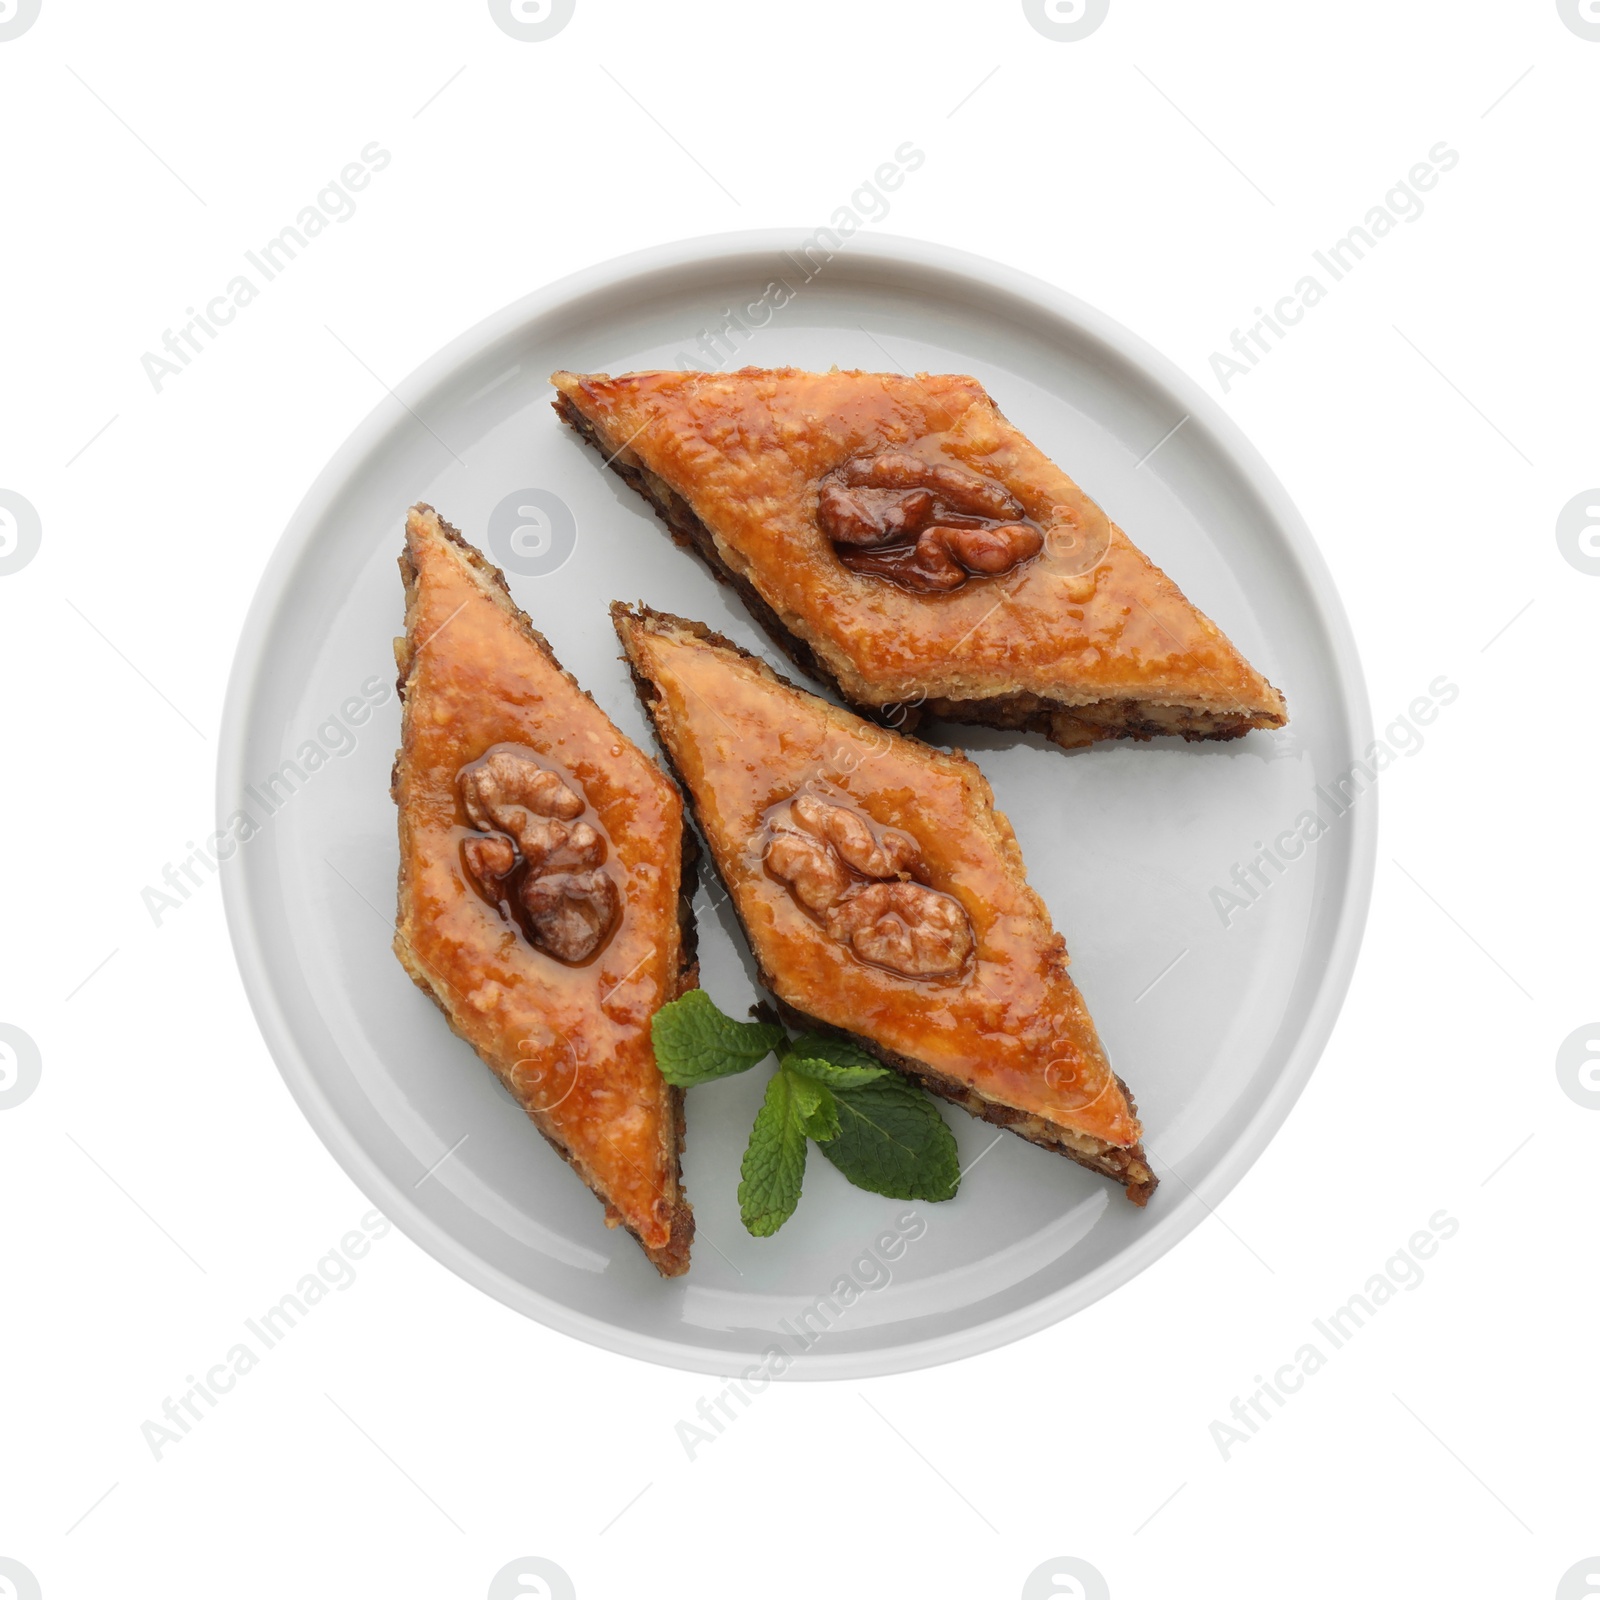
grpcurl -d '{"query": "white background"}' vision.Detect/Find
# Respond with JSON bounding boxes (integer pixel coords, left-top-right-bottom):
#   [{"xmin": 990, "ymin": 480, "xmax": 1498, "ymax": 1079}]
[{"xmin": 3, "ymin": 2, "xmax": 1596, "ymax": 1596}]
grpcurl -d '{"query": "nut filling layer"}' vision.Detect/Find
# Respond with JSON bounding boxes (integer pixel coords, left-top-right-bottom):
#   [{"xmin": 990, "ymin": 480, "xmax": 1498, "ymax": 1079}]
[
  {"xmin": 816, "ymin": 450, "xmax": 1044, "ymax": 594},
  {"xmin": 457, "ymin": 745, "xmax": 620, "ymax": 963},
  {"xmin": 763, "ymin": 792, "xmax": 974, "ymax": 979}
]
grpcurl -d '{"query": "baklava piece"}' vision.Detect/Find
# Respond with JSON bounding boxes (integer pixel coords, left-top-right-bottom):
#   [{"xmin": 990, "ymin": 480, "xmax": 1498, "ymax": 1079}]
[
  {"xmin": 613, "ymin": 603, "xmax": 1156, "ymax": 1204},
  {"xmin": 392, "ymin": 506, "xmax": 696, "ymax": 1273},
  {"xmin": 556, "ymin": 367, "xmax": 1285, "ymax": 750}
]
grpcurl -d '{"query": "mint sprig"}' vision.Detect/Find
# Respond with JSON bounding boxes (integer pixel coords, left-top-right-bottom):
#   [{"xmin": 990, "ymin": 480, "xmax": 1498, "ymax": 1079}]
[
  {"xmin": 817, "ymin": 1073, "xmax": 960, "ymax": 1202},
  {"xmin": 738, "ymin": 1071, "xmax": 821, "ymax": 1236},
  {"xmin": 651, "ymin": 989, "xmax": 786, "ymax": 1086},
  {"xmin": 784, "ymin": 1034, "xmax": 888, "ymax": 1089},
  {"xmin": 653, "ymin": 991, "xmax": 961, "ymax": 1237}
]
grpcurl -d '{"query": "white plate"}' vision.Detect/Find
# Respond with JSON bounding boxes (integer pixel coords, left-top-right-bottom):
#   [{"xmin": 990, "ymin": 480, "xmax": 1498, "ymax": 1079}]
[{"xmin": 219, "ymin": 232, "xmax": 1373, "ymax": 1378}]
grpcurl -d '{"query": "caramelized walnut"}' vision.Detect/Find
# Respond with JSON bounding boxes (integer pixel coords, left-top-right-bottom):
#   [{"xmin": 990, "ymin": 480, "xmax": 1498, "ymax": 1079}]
[
  {"xmin": 825, "ymin": 881, "xmax": 973, "ymax": 979},
  {"xmin": 815, "ymin": 482, "xmax": 938, "ymax": 547},
  {"xmin": 764, "ymin": 792, "xmax": 974, "ymax": 980},
  {"xmin": 817, "ymin": 450, "xmax": 1042, "ymax": 594},
  {"xmin": 931, "ymin": 519, "xmax": 1044, "ymax": 575},
  {"xmin": 790, "ymin": 793, "xmax": 919, "ymax": 879},
  {"xmin": 457, "ymin": 746, "xmax": 618, "ymax": 963},
  {"xmin": 764, "ymin": 828, "xmax": 850, "ymax": 914},
  {"xmin": 522, "ymin": 870, "xmax": 622, "ymax": 964},
  {"xmin": 462, "ymin": 749, "xmax": 584, "ymax": 826},
  {"xmin": 839, "ymin": 453, "xmax": 1024, "ymax": 521},
  {"xmin": 884, "ymin": 520, "xmax": 1047, "ymax": 593},
  {"xmin": 461, "ymin": 831, "xmax": 518, "ymax": 909},
  {"xmin": 460, "ymin": 749, "xmax": 604, "ymax": 872}
]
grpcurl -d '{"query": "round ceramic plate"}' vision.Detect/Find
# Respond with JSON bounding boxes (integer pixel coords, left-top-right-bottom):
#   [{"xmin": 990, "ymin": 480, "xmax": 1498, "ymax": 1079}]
[{"xmin": 219, "ymin": 232, "xmax": 1373, "ymax": 1378}]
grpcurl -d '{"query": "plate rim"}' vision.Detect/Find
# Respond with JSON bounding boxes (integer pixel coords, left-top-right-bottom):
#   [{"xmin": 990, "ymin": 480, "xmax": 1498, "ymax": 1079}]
[{"xmin": 218, "ymin": 228, "xmax": 1376, "ymax": 1379}]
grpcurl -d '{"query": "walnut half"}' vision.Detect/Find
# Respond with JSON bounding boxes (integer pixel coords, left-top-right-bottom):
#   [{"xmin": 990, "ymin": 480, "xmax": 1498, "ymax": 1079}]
[
  {"xmin": 458, "ymin": 746, "xmax": 618, "ymax": 963},
  {"xmin": 763, "ymin": 792, "xmax": 973, "ymax": 980},
  {"xmin": 816, "ymin": 449, "xmax": 1044, "ymax": 594},
  {"xmin": 522, "ymin": 870, "xmax": 621, "ymax": 965},
  {"xmin": 825, "ymin": 882, "xmax": 973, "ymax": 979},
  {"xmin": 461, "ymin": 748, "xmax": 605, "ymax": 873}
]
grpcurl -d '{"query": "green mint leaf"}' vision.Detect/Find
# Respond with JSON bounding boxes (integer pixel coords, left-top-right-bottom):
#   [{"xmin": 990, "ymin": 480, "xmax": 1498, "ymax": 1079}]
[
  {"xmin": 786, "ymin": 1033, "xmax": 887, "ymax": 1079},
  {"xmin": 738, "ymin": 1071, "xmax": 811, "ymax": 1236},
  {"xmin": 784, "ymin": 1054, "xmax": 888, "ymax": 1090},
  {"xmin": 788, "ymin": 1073, "xmax": 841, "ymax": 1142},
  {"xmin": 819, "ymin": 1074, "xmax": 960, "ymax": 1202},
  {"xmin": 651, "ymin": 990, "xmax": 786, "ymax": 1087}
]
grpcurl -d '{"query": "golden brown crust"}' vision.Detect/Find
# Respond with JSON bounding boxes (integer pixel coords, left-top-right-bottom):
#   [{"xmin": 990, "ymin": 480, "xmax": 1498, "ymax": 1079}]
[
  {"xmin": 394, "ymin": 505, "xmax": 695, "ymax": 1274},
  {"xmin": 556, "ymin": 368, "xmax": 1285, "ymax": 752},
  {"xmin": 611, "ymin": 602, "xmax": 1155, "ymax": 1204},
  {"xmin": 555, "ymin": 391, "xmax": 925, "ymax": 734}
]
